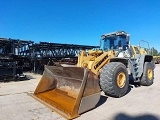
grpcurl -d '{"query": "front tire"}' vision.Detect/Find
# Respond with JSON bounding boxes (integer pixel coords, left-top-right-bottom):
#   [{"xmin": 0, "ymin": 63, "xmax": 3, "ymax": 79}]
[
  {"xmin": 140, "ymin": 62, "xmax": 154, "ymax": 86},
  {"xmin": 100, "ymin": 62, "xmax": 129, "ymax": 98}
]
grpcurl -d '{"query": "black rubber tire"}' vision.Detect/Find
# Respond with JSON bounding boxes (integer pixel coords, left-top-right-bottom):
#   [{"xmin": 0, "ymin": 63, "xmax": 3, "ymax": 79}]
[
  {"xmin": 140, "ymin": 62, "xmax": 154, "ymax": 86},
  {"xmin": 100, "ymin": 62, "xmax": 129, "ymax": 98}
]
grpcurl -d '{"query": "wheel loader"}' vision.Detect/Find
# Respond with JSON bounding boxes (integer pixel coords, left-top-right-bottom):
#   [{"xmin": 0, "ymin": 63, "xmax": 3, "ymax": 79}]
[{"xmin": 32, "ymin": 31, "xmax": 155, "ymax": 119}]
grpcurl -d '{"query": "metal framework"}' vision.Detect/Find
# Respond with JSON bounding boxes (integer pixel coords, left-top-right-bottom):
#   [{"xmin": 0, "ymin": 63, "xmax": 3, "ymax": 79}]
[
  {"xmin": 0, "ymin": 55, "xmax": 27, "ymax": 81},
  {"xmin": 29, "ymin": 42, "xmax": 99, "ymax": 74},
  {"xmin": 0, "ymin": 37, "xmax": 99, "ymax": 76},
  {"xmin": 0, "ymin": 38, "xmax": 34, "ymax": 56},
  {"xmin": 28, "ymin": 42, "xmax": 98, "ymax": 59}
]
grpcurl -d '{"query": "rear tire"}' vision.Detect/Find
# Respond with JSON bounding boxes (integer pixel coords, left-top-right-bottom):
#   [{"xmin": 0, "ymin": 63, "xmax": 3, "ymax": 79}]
[
  {"xmin": 100, "ymin": 62, "xmax": 129, "ymax": 98},
  {"xmin": 140, "ymin": 62, "xmax": 154, "ymax": 86}
]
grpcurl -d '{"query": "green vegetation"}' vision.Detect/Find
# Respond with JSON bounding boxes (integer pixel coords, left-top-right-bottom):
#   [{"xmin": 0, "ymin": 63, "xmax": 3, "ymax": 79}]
[
  {"xmin": 143, "ymin": 47, "xmax": 160, "ymax": 56},
  {"xmin": 150, "ymin": 47, "xmax": 160, "ymax": 56}
]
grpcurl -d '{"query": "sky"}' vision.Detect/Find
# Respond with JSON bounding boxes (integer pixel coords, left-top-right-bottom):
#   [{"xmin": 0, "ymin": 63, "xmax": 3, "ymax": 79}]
[{"xmin": 0, "ymin": 0, "xmax": 160, "ymax": 51}]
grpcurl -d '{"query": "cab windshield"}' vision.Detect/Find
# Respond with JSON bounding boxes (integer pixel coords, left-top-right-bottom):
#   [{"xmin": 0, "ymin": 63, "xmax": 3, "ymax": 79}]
[{"xmin": 103, "ymin": 36, "xmax": 128, "ymax": 51}]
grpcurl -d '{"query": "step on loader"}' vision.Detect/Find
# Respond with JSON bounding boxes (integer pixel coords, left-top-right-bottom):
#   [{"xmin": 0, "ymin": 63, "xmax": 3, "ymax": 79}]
[{"xmin": 32, "ymin": 31, "xmax": 155, "ymax": 119}]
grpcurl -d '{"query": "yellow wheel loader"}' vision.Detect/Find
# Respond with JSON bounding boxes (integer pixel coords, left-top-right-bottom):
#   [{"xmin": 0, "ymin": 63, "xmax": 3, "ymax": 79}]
[{"xmin": 32, "ymin": 31, "xmax": 155, "ymax": 119}]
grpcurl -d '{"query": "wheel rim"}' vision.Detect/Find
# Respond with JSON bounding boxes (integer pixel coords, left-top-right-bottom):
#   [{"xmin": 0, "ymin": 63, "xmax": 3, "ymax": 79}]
[
  {"xmin": 148, "ymin": 69, "xmax": 153, "ymax": 80},
  {"xmin": 117, "ymin": 72, "xmax": 126, "ymax": 88}
]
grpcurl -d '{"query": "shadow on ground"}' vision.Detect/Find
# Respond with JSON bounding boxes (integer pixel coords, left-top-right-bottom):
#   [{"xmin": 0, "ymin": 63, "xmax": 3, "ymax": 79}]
[
  {"xmin": 25, "ymin": 74, "xmax": 36, "ymax": 79},
  {"xmin": 0, "ymin": 75, "xmax": 31, "ymax": 82},
  {"xmin": 95, "ymin": 95, "xmax": 108, "ymax": 108},
  {"xmin": 114, "ymin": 113, "xmax": 159, "ymax": 120}
]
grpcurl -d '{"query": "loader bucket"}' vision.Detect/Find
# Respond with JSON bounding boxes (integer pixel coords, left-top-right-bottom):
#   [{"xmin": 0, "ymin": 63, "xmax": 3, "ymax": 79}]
[{"xmin": 33, "ymin": 65, "xmax": 101, "ymax": 119}]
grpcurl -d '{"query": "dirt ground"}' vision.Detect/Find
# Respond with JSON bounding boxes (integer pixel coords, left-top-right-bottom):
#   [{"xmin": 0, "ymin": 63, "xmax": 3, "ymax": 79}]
[{"xmin": 0, "ymin": 65, "xmax": 160, "ymax": 120}]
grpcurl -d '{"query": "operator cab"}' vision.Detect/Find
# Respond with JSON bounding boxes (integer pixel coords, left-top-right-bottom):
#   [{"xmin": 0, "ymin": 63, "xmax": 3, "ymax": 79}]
[{"xmin": 101, "ymin": 31, "xmax": 129, "ymax": 51}]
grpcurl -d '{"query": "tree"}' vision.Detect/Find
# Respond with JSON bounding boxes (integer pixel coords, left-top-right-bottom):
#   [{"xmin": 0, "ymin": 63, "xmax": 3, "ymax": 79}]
[{"xmin": 151, "ymin": 47, "xmax": 159, "ymax": 56}]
